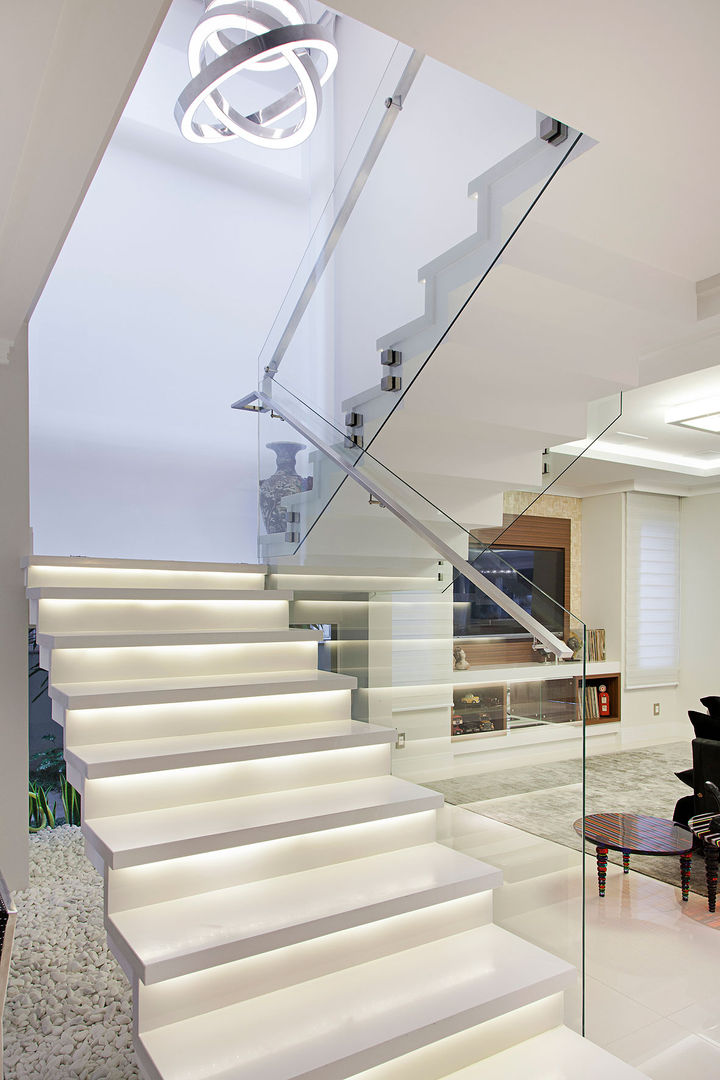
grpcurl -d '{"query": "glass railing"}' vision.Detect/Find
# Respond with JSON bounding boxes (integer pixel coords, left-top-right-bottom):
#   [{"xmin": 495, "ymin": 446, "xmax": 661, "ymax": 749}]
[
  {"xmin": 256, "ymin": 39, "xmax": 587, "ymax": 450},
  {"xmin": 246, "ymin": 379, "xmax": 589, "ymax": 1034},
  {"xmin": 237, "ymin": 23, "xmax": 628, "ymax": 1041}
]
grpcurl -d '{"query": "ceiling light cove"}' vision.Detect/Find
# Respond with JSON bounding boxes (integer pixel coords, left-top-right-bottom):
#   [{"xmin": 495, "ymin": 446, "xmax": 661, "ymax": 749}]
[
  {"xmin": 666, "ymin": 397, "xmax": 720, "ymax": 434},
  {"xmin": 175, "ymin": 0, "xmax": 338, "ymax": 149}
]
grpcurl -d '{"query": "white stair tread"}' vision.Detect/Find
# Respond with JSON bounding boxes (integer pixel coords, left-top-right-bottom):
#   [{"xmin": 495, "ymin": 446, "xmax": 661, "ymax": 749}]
[
  {"xmin": 86, "ymin": 776, "xmax": 443, "ymax": 868},
  {"xmin": 68, "ymin": 720, "xmax": 396, "ymax": 778},
  {"xmin": 110, "ymin": 844, "xmax": 502, "ymax": 982},
  {"xmin": 37, "ymin": 628, "xmax": 323, "ymax": 649},
  {"xmin": 24, "ymin": 556, "xmax": 267, "ymax": 573},
  {"xmin": 139, "ymin": 925, "xmax": 573, "ymax": 1080},
  {"xmin": 27, "ymin": 586, "xmax": 292, "ymax": 601},
  {"xmin": 50, "ymin": 669, "xmax": 356, "ymax": 709},
  {"xmin": 446, "ymin": 1026, "xmax": 647, "ymax": 1079}
]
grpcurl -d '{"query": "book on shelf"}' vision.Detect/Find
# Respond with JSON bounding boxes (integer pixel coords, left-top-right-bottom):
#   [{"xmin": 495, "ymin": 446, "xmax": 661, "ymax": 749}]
[
  {"xmin": 583, "ymin": 684, "xmax": 599, "ymax": 719},
  {"xmin": 586, "ymin": 628, "xmax": 606, "ymax": 663}
]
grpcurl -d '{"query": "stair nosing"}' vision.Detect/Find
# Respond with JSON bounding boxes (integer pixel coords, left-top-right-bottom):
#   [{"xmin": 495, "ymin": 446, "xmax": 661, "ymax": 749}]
[
  {"xmin": 38, "ymin": 628, "xmax": 324, "ymax": 650},
  {"xmin": 50, "ymin": 670, "xmax": 357, "ymax": 710}
]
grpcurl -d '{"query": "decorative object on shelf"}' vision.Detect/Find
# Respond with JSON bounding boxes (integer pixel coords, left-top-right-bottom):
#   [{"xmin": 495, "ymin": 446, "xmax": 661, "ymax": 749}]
[
  {"xmin": 565, "ymin": 632, "xmax": 583, "ymax": 660},
  {"xmin": 460, "ymin": 693, "xmax": 480, "ymax": 705},
  {"xmin": 259, "ymin": 441, "xmax": 312, "ymax": 536},
  {"xmin": 597, "ymin": 684, "xmax": 611, "ymax": 718},
  {"xmin": 453, "ymin": 646, "xmax": 469, "ymax": 671},
  {"xmin": 176, "ymin": 0, "xmax": 338, "ymax": 149}
]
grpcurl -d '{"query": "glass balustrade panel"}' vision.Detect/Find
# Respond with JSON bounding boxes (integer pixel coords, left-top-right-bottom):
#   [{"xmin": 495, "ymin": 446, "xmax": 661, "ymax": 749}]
[{"xmin": 254, "ymin": 390, "xmax": 588, "ymax": 1035}]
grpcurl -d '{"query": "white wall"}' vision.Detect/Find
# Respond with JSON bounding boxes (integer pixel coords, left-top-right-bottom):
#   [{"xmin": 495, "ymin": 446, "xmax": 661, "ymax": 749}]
[
  {"xmin": 582, "ymin": 492, "xmax": 683, "ymax": 738},
  {"xmin": 680, "ymin": 493, "xmax": 720, "ymax": 710},
  {"xmin": 28, "ymin": 9, "xmax": 336, "ymax": 562},
  {"xmin": 0, "ymin": 327, "xmax": 31, "ymax": 890}
]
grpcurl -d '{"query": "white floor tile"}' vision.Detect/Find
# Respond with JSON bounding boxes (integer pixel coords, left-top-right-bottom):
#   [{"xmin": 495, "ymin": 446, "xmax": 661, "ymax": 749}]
[
  {"xmin": 669, "ymin": 992, "xmax": 720, "ymax": 1043},
  {"xmin": 568, "ymin": 978, "xmax": 664, "ymax": 1045},
  {"xmin": 604, "ymin": 1019, "xmax": 700, "ymax": 1067},
  {"xmin": 637, "ymin": 1033, "xmax": 720, "ymax": 1079}
]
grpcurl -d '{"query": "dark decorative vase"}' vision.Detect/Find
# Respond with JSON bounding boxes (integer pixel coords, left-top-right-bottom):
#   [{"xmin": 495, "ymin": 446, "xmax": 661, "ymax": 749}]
[{"xmin": 259, "ymin": 442, "xmax": 312, "ymax": 535}]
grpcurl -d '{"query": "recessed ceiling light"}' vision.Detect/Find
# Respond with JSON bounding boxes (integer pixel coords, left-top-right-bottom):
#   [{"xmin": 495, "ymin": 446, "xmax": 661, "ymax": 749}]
[
  {"xmin": 614, "ymin": 431, "xmax": 649, "ymax": 441},
  {"xmin": 666, "ymin": 398, "xmax": 720, "ymax": 434}
]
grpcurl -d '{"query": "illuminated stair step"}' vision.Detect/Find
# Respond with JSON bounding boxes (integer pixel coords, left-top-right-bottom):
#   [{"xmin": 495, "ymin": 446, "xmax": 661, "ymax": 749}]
[
  {"xmin": 67, "ymin": 720, "xmax": 395, "ymax": 778},
  {"xmin": 37, "ymin": 628, "xmax": 323, "ymax": 650},
  {"xmin": 41, "ymin": 631, "xmax": 324, "ymax": 682},
  {"xmin": 24, "ymin": 556, "xmax": 266, "ymax": 589},
  {"xmin": 137, "ymin": 925, "xmax": 573, "ymax": 1080},
  {"xmin": 110, "ymin": 844, "xmax": 501, "ymax": 984},
  {"xmin": 30, "ymin": 589, "xmax": 293, "ymax": 633},
  {"xmin": 85, "ymin": 775, "xmax": 444, "ymax": 868},
  {"xmin": 51, "ymin": 669, "xmax": 356, "ymax": 711}
]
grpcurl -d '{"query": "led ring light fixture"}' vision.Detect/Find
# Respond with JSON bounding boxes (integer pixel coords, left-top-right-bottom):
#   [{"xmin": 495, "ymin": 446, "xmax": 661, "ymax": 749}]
[{"xmin": 175, "ymin": 0, "xmax": 338, "ymax": 149}]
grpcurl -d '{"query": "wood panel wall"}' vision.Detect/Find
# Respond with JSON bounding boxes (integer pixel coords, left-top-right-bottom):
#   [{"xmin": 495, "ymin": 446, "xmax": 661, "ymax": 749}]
[{"xmin": 458, "ymin": 515, "xmax": 572, "ymax": 668}]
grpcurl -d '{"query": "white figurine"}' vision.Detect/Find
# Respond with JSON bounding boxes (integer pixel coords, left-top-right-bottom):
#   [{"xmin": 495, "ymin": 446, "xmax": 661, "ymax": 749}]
[{"xmin": 453, "ymin": 646, "xmax": 470, "ymax": 671}]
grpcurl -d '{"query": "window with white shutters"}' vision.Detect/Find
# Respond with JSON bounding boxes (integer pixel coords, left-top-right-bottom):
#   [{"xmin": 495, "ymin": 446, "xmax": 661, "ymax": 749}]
[{"xmin": 625, "ymin": 492, "xmax": 680, "ymax": 689}]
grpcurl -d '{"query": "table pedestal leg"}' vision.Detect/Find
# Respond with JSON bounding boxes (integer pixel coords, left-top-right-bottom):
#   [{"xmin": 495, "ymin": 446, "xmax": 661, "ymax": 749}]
[
  {"xmin": 705, "ymin": 846, "xmax": 719, "ymax": 913},
  {"xmin": 622, "ymin": 852, "xmax": 630, "ymax": 874},
  {"xmin": 680, "ymin": 854, "xmax": 692, "ymax": 902},
  {"xmin": 596, "ymin": 846, "xmax": 609, "ymax": 897}
]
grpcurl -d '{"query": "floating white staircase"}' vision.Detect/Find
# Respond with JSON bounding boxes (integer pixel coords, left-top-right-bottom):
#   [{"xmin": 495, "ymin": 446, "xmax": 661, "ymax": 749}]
[{"xmin": 26, "ymin": 555, "xmax": 645, "ymax": 1080}]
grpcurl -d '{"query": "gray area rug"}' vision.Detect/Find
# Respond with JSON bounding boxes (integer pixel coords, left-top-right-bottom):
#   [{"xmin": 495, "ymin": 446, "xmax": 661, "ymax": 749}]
[{"xmin": 425, "ymin": 742, "xmax": 710, "ymax": 895}]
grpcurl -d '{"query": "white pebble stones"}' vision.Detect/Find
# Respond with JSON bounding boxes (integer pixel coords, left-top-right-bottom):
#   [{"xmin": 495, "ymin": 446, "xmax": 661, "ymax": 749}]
[{"xmin": 5, "ymin": 826, "xmax": 139, "ymax": 1079}]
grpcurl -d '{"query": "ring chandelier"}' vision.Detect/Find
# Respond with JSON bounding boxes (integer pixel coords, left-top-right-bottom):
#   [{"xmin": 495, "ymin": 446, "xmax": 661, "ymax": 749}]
[{"xmin": 175, "ymin": 0, "xmax": 338, "ymax": 149}]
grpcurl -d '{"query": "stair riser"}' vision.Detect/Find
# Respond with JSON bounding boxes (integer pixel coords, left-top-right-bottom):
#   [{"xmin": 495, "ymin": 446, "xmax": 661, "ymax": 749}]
[
  {"xmin": 106, "ymin": 813, "xmax": 438, "ymax": 913},
  {"xmin": 32, "ymin": 597, "xmax": 290, "ymax": 634},
  {"xmin": 46, "ymin": 641, "xmax": 320, "ymax": 683},
  {"xmin": 62, "ymin": 688, "xmax": 352, "ymax": 744},
  {"xmin": 135, "ymin": 893, "xmax": 494, "ymax": 1032},
  {"xmin": 26, "ymin": 567, "xmax": 266, "ymax": 590},
  {"xmin": 81, "ymin": 744, "xmax": 392, "ymax": 818}
]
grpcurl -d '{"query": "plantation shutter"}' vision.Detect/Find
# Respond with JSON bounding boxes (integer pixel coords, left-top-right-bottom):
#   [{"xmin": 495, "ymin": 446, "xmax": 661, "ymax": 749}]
[{"xmin": 625, "ymin": 492, "xmax": 680, "ymax": 689}]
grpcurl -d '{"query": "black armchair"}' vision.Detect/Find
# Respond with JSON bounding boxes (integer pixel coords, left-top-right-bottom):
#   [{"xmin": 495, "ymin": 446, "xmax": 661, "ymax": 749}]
[{"xmin": 673, "ymin": 697, "xmax": 720, "ymax": 827}]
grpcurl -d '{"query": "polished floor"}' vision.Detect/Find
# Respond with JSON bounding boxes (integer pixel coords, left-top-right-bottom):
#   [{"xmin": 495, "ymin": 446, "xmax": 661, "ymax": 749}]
[{"xmin": 441, "ymin": 803, "xmax": 720, "ymax": 1078}]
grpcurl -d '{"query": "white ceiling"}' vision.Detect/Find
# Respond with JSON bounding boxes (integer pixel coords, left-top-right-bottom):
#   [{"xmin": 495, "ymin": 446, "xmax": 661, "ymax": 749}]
[
  {"xmin": 0, "ymin": 0, "xmax": 172, "ymax": 356},
  {"xmin": 550, "ymin": 365, "xmax": 720, "ymax": 495},
  {"xmin": 329, "ymin": 0, "xmax": 720, "ymax": 283}
]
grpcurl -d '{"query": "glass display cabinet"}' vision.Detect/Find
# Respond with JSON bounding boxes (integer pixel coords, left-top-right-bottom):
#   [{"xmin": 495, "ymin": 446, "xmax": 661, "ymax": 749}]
[{"xmin": 451, "ymin": 682, "xmax": 506, "ymax": 739}]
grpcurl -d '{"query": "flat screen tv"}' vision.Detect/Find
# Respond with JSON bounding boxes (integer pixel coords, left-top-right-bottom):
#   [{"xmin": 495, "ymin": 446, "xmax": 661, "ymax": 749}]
[{"xmin": 453, "ymin": 544, "xmax": 565, "ymax": 638}]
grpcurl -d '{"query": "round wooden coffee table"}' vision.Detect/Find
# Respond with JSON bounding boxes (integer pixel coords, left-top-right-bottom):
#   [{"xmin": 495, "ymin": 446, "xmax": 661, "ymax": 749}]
[{"xmin": 573, "ymin": 813, "xmax": 694, "ymax": 900}]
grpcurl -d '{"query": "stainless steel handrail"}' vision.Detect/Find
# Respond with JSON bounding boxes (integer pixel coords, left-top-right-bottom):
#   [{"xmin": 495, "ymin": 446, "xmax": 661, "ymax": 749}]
[
  {"xmin": 234, "ymin": 388, "xmax": 573, "ymax": 659},
  {"xmin": 261, "ymin": 49, "xmax": 423, "ymax": 382}
]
